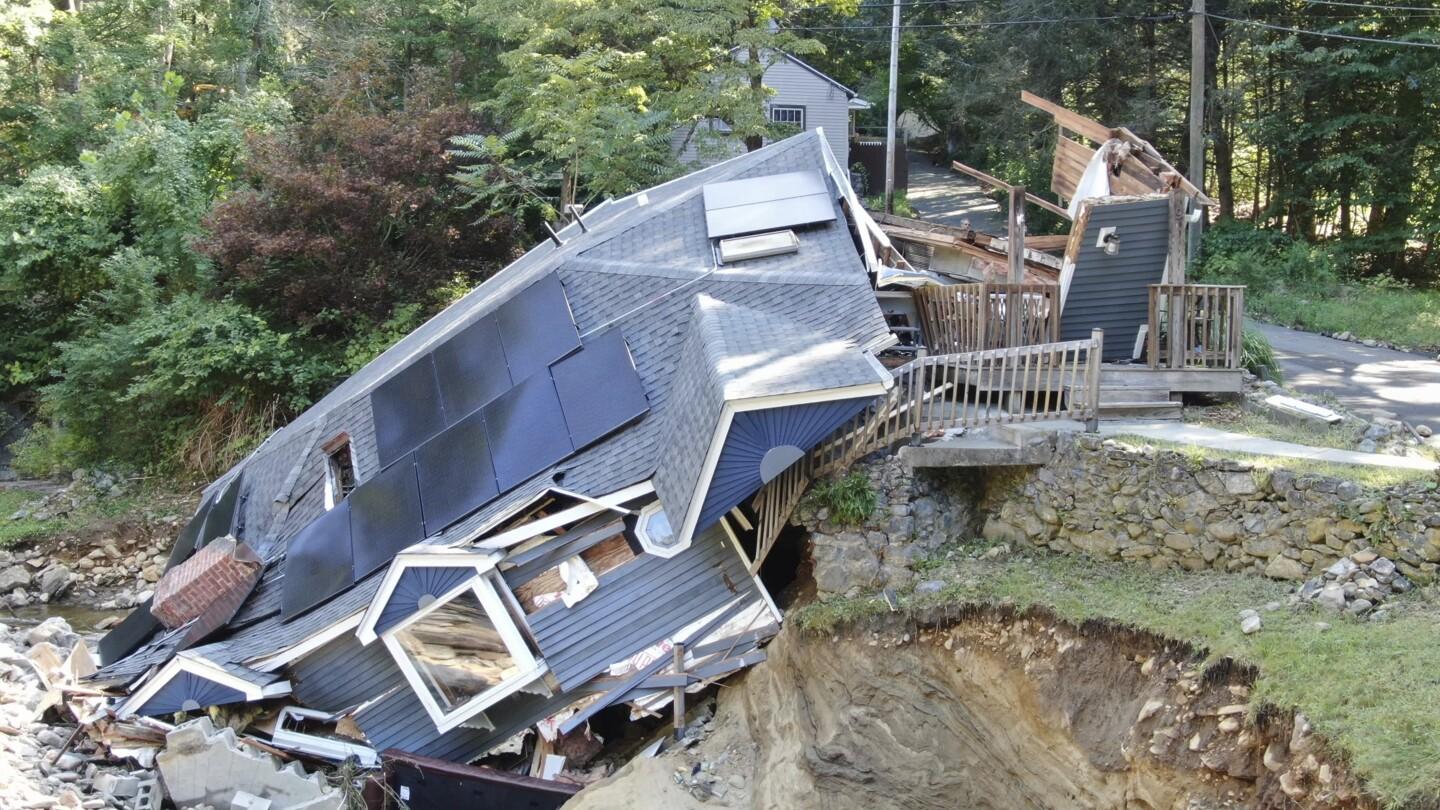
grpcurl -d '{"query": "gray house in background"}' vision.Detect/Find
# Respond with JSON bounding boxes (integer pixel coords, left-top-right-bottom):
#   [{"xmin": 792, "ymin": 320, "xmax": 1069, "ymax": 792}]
[{"xmin": 673, "ymin": 50, "xmax": 870, "ymax": 170}]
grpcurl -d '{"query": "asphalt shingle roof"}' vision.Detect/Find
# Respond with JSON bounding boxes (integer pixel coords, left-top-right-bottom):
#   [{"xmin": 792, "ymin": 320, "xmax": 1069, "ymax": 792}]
[{"xmin": 97, "ymin": 129, "xmax": 891, "ymax": 689}]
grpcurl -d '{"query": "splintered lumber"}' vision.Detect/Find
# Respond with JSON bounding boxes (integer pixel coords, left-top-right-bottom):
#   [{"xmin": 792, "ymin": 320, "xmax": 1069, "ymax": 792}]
[
  {"xmin": 1020, "ymin": 90, "xmax": 1115, "ymax": 144},
  {"xmin": 950, "ymin": 160, "xmax": 1070, "ymax": 220}
]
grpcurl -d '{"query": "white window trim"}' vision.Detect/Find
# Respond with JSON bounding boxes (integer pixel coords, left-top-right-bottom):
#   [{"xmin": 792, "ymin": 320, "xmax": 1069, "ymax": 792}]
[
  {"xmin": 379, "ymin": 576, "xmax": 547, "ymax": 733},
  {"xmin": 356, "ymin": 549, "xmax": 504, "ymax": 645},
  {"xmin": 322, "ymin": 434, "xmax": 358, "ymax": 511},
  {"xmin": 271, "ymin": 706, "xmax": 381, "ymax": 767},
  {"xmin": 769, "ymin": 104, "xmax": 806, "ymax": 129},
  {"xmin": 666, "ymin": 380, "xmax": 891, "ymax": 558},
  {"xmin": 119, "ymin": 654, "xmax": 290, "ymax": 718}
]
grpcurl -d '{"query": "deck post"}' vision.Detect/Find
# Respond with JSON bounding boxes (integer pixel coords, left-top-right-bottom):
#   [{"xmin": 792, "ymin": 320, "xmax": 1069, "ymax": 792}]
[
  {"xmin": 672, "ymin": 643, "xmax": 686, "ymax": 739},
  {"xmin": 1085, "ymin": 328, "xmax": 1103, "ymax": 432}
]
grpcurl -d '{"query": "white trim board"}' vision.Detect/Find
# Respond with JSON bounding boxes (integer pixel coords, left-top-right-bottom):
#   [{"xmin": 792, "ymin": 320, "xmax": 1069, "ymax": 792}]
[
  {"xmin": 671, "ymin": 380, "xmax": 889, "ymax": 556},
  {"xmin": 118, "ymin": 654, "xmax": 290, "ymax": 718}
]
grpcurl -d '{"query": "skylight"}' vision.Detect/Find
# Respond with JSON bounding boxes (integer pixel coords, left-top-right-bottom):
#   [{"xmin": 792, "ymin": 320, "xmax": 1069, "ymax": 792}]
[{"xmin": 718, "ymin": 230, "xmax": 800, "ymax": 263}]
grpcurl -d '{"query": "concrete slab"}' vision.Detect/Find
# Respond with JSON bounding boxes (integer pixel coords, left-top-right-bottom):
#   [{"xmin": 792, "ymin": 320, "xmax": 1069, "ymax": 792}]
[{"xmin": 157, "ymin": 718, "xmax": 342, "ymax": 810}]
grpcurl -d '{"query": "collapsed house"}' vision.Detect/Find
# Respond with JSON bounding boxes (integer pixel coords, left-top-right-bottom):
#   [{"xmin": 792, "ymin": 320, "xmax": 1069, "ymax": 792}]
[
  {"xmin": 89, "ymin": 96, "xmax": 1246, "ymax": 795},
  {"xmin": 90, "ymin": 130, "xmax": 904, "ymax": 777}
]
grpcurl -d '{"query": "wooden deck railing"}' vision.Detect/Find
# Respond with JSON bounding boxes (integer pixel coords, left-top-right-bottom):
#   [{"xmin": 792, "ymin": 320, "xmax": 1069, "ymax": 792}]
[
  {"xmin": 1147, "ymin": 284, "xmax": 1245, "ymax": 370},
  {"xmin": 914, "ymin": 283, "xmax": 1061, "ymax": 354},
  {"xmin": 747, "ymin": 331, "xmax": 1103, "ymax": 572}
]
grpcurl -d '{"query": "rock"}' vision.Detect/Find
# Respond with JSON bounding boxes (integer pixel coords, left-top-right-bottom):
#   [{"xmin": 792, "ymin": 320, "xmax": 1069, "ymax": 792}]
[
  {"xmin": 1391, "ymin": 575, "xmax": 1413, "ymax": 593},
  {"xmin": 1316, "ymin": 584, "xmax": 1347, "ymax": 611},
  {"xmin": 1298, "ymin": 578, "xmax": 1323, "ymax": 600},
  {"xmin": 1368, "ymin": 557, "xmax": 1397, "ymax": 578},
  {"xmin": 914, "ymin": 580, "xmax": 945, "ymax": 595},
  {"xmin": 0, "ymin": 565, "xmax": 31, "ymax": 593},
  {"xmin": 1350, "ymin": 550, "xmax": 1377, "ymax": 565},
  {"xmin": 37, "ymin": 566, "xmax": 73, "ymax": 600},
  {"xmin": 1264, "ymin": 556, "xmax": 1306, "ymax": 581},
  {"xmin": 1357, "ymin": 438, "xmax": 1378, "ymax": 453},
  {"xmin": 1418, "ymin": 424, "xmax": 1434, "ymax": 438},
  {"xmin": 1325, "ymin": 558, "xmax": 1358, "ymax": 580},
  {"xmin": 1240, "ymin": 613, "xmax": 1263, "ymax": 635},
  {"xmin": 27, "ymin": 617, "xmax": 77, "ymax": 649},
  {"xmin": 1347, "ymin": 598, "xmax": 1373, "ymax": 615}
]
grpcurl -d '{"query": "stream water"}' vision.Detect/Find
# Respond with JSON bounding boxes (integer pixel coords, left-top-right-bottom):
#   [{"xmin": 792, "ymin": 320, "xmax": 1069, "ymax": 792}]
[{"xmin": 2, "ymin": 603, "xmax": 125, "ymax": 634}]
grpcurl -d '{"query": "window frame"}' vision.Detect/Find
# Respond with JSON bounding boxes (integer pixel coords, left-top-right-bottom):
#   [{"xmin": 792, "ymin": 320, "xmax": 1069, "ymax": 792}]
[
  {"xmin": 322, "ymin": 433, "xmax": 358, "ymax": 510},
  {"xmin": 769, "ymin": 104, "xmax": 806, "ymax": 130},
  {"xmin": 380, "ymin": 571, "xmax": 546, "ymax": 732}
]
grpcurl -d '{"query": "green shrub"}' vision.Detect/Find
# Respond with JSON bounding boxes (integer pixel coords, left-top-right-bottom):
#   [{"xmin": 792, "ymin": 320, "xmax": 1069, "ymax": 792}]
[
  {"xmin": 810, "ymin": 472, "xmax": 877, "ymax": 526},
  {"xmin": 1241, "ymin": 327, "xmax": 1282, "ymax": 382},
  {"xmin": 1194, "ymin": 221, "xmax": 1340, "ymax": 295}
]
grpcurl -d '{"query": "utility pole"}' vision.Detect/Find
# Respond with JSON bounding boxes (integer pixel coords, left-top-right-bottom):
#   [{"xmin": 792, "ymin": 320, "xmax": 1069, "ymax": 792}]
[
  {"xmin": 884, "ymin": 0, "xmax": 901, "ymax": 214},
  {"xmin": 1187, "ymin": 0, "xmax": 1206, "ymax": 263}
]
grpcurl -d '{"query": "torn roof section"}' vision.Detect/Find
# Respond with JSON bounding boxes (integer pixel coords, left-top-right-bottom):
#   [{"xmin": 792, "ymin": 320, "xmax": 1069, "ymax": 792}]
[{"xmin": 651, "ymin": 295, "xmax": 890, "ymax": 556}]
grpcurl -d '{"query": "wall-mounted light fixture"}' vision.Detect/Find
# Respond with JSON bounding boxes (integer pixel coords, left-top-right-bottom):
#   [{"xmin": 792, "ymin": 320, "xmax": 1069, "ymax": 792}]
[{"xmin": 1096, "ymin": 226, "xmax": 1121, "ymax": 256}]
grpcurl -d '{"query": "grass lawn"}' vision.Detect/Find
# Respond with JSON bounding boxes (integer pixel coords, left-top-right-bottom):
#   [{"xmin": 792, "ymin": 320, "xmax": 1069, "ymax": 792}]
[
  {"xmin": 0, "ymin": 486, "xmax": 180, "ymax": 549},
  {"xmin": 1186, "ymin": 401, "xmax": 1368, "ymax": 452},
  {"xmin": 0, "ymin": 490, "xmax": 63, "ymax": 548},
  {"xmin": 793, "ymin": 545, "xmax": 1440, "ymax": 807},
  {"xmin": 1250, "ymin": 284, "xmax": 1440, "ymax": 354}
]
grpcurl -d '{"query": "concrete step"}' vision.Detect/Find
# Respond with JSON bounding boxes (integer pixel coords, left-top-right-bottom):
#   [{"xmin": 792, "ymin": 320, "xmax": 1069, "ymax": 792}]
[{"xmin": 1098, "ymin": 400, "xmax": 1184, "ymax": 421}]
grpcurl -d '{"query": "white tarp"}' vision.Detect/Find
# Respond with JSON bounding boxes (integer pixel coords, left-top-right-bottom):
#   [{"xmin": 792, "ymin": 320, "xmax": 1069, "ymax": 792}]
[{"xmin": 1066, "ymin": 142, "xmax": 1113, "ymax": 219}]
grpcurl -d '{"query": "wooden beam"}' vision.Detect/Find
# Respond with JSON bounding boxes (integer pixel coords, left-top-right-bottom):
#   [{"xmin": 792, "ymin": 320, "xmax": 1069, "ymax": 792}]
[
  {"xmin": 671, "ymin": 643, "xmax": 686, "ymax": 738},
  {"xmin": 1024, "ymin": 234, "xmax": 1071, "ymax": 250},
  {"xmin": 1019, "ymin": 90, "xmax": 1115, "ymax": 145},
  {"xmin": 950, "ymin": 161, "xmax": 1071, "ymax": 220},
  {"xmin": 1007, "ymin": 186, "xmax": 1025, "ymax": 284}
]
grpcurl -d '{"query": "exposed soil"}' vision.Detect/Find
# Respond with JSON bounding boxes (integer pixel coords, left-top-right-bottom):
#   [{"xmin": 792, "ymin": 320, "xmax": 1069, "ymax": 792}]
[{"xmin": 568, "ymin": 607, "xmax": 1372, "ymax": 810}]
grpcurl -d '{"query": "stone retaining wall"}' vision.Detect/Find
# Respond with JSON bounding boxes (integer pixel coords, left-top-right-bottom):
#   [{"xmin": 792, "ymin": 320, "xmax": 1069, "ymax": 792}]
[
  {"xmin": 794, "ymin": 457, "xmax": 981, "ymax": 598},
  {"xmin": 981, "ymin": 434, "xmax": 1440, "ymax": 584}
]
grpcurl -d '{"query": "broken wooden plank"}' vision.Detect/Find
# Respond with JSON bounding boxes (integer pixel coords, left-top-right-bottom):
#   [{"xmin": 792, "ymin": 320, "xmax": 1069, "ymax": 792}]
[
  {"xmin": 691, "ymin": 651, "xmax": 767, "ymax": 681},
  {"xmin": 950, "ymin": 161, "xmax": 1071, "ymax": 221},
  {"xmin": 1020, "ymin": 90, "xmax": 1115, "ymax": 145},
  {"xmin": 1024, "ymin": 234, "xmax": 1071, "ymax": 251}
]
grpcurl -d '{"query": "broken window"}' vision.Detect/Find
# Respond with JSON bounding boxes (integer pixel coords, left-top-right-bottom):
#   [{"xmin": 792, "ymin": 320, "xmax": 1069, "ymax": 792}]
[
  {"xmin": 769, "ymin": 105, "xmax": 804, "ymax": 130},
  {"xmin": 392, "ymin": 592, "xmax": 521, "ymax": 713},
  {"xmin": 323, "ymin": 434, "xmax": 357, "ymax": 509},
  {"xmin": 380, "ymin": 572, "xmax": 545, "ymax": 732}
]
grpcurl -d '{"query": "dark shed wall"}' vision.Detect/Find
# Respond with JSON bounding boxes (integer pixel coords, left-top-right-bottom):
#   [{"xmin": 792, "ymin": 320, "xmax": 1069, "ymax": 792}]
[{"xmin": 1060, "ymin": 197, "xmax": 1171, "ymax": 361}]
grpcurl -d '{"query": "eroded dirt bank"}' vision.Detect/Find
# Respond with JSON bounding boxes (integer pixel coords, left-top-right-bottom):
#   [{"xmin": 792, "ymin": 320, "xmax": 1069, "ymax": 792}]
[{"xmin": 569, "ymin": 607, "xmax": 1371, "ymax": 810}]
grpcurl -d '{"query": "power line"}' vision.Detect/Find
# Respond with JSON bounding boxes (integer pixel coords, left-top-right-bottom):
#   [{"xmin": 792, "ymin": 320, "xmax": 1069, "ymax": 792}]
[
  {"xmin": 1292, "ymin": 0, "xmax": 1440, "ymax": 12},
  {"xmin": 787, "ymin": 13, "xmax": 1182, "ymax": 31},
  {"xmin": 1207, "ymin": 11, "xmax": 1440, "ymax": 47}
]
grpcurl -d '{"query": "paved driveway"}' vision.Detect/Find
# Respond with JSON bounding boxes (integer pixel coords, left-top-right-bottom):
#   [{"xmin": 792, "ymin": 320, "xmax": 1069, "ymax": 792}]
[
  {"xmin": 1256, "ymin": 322, "xmax": 1440, "ymax": 430},
  {"xmin": 904, "ymin": 151, "xmax": 1003, "ymax": 232}
]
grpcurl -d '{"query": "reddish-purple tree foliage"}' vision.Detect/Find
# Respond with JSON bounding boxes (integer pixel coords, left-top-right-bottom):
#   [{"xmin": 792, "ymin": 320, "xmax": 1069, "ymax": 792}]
[{"xmin": 198, "ymin": 96, "xmax": 521, "ymax": 336}]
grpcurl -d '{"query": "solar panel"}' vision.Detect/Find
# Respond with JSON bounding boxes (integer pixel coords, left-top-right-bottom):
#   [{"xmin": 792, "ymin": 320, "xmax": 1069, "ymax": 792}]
[
  {"xmin": 432, "ymin": 315, "xmax": 512, "ymax": 421},
  {"xmin": 702, "ymin": 170, "xmax": 829, "ymax": 209},
  {"xmin": 415, "ymin": 409, "xmax": 499, "ymax": 536},
  {"xmin": 552, "ymin": 328, "xmax": 650, "ymax": 449},
  {"xmin": 97, "ymin": 598, "xmax": 162, "ymax": 665},
  {"xmin": 484, "ymin": 372, "xmax": 574, "ymax": 491},
  {"xmin": 701, "ymin": 170, "xmax": 836, "ymax": 238},
  {"xmin": 197, "ymin": 473, "xmax": 244, "ymax": 548},
  {"xmin": 349, "ymin": 454, "xmax": 426, "ymax": 579},
  {"xmin": 370, "ymin": 354, "xmax": 447, "ymax": 468},
  {"xmin": 496, "ymin": 274, "xmax": 580, "ymax": 382},
  {"xmin": 281, "ymin": 500, "xmax": 355, "ymax": 620}
]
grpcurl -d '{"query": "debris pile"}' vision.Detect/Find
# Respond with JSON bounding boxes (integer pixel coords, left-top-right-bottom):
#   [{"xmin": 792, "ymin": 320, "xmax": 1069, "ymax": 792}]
[
  {"xmin": 0, "ymin": 617, "xmax": 162, "ymax": 810},
  {"xmin": 1295, "ymin": 551, "xmax": 1410, "ymax": 619}
]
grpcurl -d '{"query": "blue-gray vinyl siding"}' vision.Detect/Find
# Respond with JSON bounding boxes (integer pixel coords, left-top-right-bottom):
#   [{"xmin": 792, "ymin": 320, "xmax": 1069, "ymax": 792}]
[
  {"xmin": 526, "ymin": 527, "xmax": 755, "ymax": 690},
  {"xmin": 1060, "ymin": 197, "xmax": 1171, "ymax": 361},
  {"xmin": 289, "ymin": 634, "xmax": 408, "ymax": 714},
  {"xmin": 697, "ymin": 397, "xmax": 872, "ymax": 531},
  {"xmin": 374, "ymin": 566, "xmax": 479, "ymax": 637},
  {"xmin": 135, "ymin": 671, "xmax": 248, "ymax": 716}
]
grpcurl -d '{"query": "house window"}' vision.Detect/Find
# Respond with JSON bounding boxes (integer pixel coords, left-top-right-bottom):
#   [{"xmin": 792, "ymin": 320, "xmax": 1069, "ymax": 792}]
[
  {"xmin": 323, "ymin": 435, "xmax": 357, "ymax": 509},
  {"xmin": 381, "ymin": 573, "xmax": 545, "ymax": 731},
  {"xmin": 391, "ymin": 591, "xmax": 521, "ymax": 713},
  {"xmin": 769, "ymin": 105, "xmax": 805, "ymax": 130}
]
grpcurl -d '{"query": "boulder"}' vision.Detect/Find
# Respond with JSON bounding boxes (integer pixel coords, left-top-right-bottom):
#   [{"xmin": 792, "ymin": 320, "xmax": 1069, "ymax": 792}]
[
  {"xmin": 0, "ymin": 565, "xmax": 31, "ymax": 593},
  {"xmin": 37, "ymin": 566, "xmax": 73, "ymax": 600}
]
